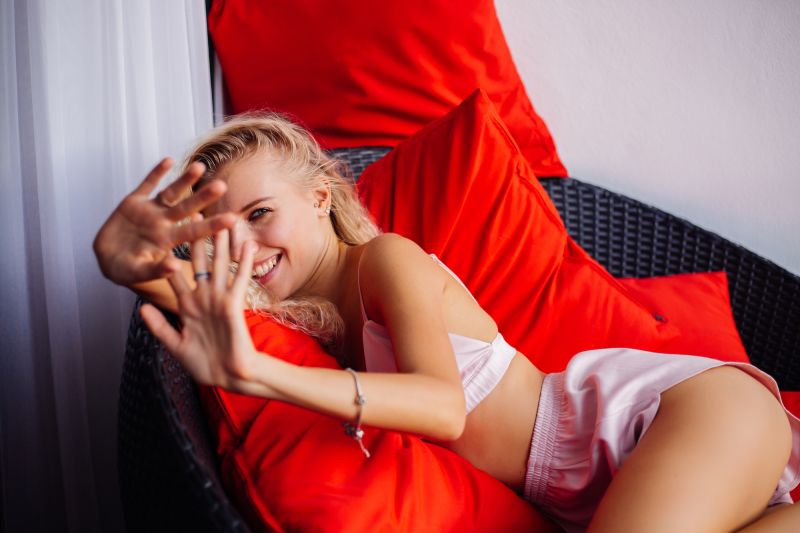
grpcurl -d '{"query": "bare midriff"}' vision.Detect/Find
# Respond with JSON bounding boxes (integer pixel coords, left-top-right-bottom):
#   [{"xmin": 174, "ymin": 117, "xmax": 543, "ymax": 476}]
[{"xmin": 434, "ymin": 351, "xmax": 545, "ymax": 494}]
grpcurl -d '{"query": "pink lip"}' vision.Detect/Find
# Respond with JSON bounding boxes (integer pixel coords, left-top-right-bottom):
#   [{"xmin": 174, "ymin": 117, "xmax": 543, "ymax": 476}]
[{"xmin": 252, "ymin": 253, "xmax": 282, "ymax": 284}]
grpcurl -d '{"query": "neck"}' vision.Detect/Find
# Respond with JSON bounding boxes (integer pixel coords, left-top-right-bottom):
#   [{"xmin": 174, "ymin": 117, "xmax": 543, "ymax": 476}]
[{"xmin": 295, "ymin": 232, "xmax": 351, "ymax": 303}]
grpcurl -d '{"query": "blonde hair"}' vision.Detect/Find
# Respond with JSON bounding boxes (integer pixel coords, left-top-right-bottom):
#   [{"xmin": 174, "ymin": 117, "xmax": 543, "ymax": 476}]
[{"xmin": 181, "ymin": 112, "xmax": 381, "ymax": 355}]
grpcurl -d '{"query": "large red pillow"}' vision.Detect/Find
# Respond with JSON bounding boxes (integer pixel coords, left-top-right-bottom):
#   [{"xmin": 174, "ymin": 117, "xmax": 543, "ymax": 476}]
[
  {"xmin": 198, "ymin": 313, "xmax": 555, "ymax": 532},
  {"xmin": 207, "ymin": 0, "xmax": 568, "ymax": 178},
  {"xmin": 358, "ymin": 88, "xmax": 750, "ymax": 372},
  {"xmin": 358, "ymin": 89, "xmax": 675, "ymax": 372}
]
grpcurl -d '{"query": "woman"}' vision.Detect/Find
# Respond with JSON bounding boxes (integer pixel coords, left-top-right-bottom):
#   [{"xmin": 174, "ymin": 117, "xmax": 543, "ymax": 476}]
[{"xmin": 95, "ymin": 114, "xmax": 800, "ymax": 531}]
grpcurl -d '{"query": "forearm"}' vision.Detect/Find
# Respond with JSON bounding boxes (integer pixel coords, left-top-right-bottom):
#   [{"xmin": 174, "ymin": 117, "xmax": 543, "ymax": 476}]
[{"xmin": 243, "ymin": 353, "xmax": 467, "ymax": 442}]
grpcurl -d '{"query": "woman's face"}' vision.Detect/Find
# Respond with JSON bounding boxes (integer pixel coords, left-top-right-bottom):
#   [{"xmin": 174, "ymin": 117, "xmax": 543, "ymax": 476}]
[{"xmin": 204, "ymin": 150, "xmax": 331, "ymax": 301}]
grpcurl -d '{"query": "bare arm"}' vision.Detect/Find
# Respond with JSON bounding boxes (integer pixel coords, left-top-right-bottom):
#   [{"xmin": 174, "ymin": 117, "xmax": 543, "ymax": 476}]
[
  {"xmin": 237, "ymin": 358, "xmax": 467, "ymax": 441},
  {"xmin": 141, "ymin": 232, "xmax": 468, "ymax": 442},
  {"xmin": 247, "ymin": 236, "xmax": 468, "ymax": 439}
]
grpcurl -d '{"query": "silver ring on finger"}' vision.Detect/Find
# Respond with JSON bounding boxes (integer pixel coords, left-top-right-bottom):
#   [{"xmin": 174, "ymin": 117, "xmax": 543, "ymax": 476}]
[{"xmin": 194, "ymin": 271, "xmax": 211, "ymax": 281}]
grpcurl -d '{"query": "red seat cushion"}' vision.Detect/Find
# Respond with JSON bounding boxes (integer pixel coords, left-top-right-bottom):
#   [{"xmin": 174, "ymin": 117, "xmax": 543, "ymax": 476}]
[
  {"xmin": 198, "ymin": 313, "xmax": 554, "ymax": 532},
  {"xmin": 780, "ymin": 391, "xmax": 800, "ymax": 501},
  {"xmin": 618, "ymin": 272, "xmax": 748, "ymax": 363},
  {"xmin": 207, "ymin": 0, "xmax": 568, "ymax": 178}
]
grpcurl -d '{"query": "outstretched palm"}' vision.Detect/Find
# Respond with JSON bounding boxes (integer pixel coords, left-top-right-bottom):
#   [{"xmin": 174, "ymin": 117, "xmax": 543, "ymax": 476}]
[
  {"xmin": 140, "ymin": 229, "xmax": 259, "ymax": 390},
  {"xmin": 93, "ymin": 158, "xmax": 236, "ymax": 286}
]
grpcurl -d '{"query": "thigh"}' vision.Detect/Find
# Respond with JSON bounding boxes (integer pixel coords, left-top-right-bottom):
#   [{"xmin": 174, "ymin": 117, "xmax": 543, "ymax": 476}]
[{"xmin": 589, "ymin": 366, "xmax": 792, "ymax": 533}]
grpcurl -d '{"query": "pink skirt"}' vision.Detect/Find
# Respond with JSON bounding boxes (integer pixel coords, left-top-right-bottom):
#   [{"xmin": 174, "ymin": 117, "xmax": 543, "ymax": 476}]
[{"xmin": 523, "ymin": 348, "xmax": 800, "ymax": 532}]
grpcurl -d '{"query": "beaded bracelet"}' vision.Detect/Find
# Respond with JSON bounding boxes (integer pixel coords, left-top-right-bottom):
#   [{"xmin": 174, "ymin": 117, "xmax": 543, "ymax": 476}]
[{"xmin": 342, "ymin": 368, "xmax": 370, "ymax": 458}]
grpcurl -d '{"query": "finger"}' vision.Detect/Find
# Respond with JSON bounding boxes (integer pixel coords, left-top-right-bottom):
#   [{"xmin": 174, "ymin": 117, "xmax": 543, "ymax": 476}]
[
  {"xmin": 213, "ymin": 229, "xmax": 231, "ymax": 292},
  {"xmin": 155, "ymin": 256, "xmax": 184, "ymax": 278},
  {"xmin": 140, "ymin": 303, "xmax": 183, "ymax": 354},
  {"xmin": 232, "ymin": 241, "xmax": 255, "ymax": 298},
  {"xmin": 169, "ymin": 212, "xmax": 237, "ymax": 245},
  {"xmin": 166, "ymin": 270, "xmax": 193, "ymax": 301},
  {"xmin": 190, "ymin": 216, "xmax": 211, "ymax": 286},
  {"xmin": 136, "ymin": 256, "xmax": 183, "ymax": 283},
  {"xmin": 164, "ymin": 179, "xmax": 227, "ymax": 222},
  {"xmin": 157, "ymin": 161, "xmax": 206, "ymax": 208},
  {"xmin": 126, "ymin": 257, "xmax": 168, "ymax": 284},
  {"xmin": 133, "ymin": 157, "xmax": 173, "ymax": 197},
  {"xmin": 121, "ymin": 254, "xmax": 181, "ymax": 284}
]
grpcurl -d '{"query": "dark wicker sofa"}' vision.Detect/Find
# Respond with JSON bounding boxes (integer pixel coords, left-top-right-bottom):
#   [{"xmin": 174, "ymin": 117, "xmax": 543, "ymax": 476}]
[{"xmin": 118, "ymin": 147, "xmax": 800, "ymax": 532}]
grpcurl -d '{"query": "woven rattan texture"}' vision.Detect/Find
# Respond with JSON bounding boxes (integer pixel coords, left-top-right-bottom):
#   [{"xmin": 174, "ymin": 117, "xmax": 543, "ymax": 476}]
[
  {"xmin": 118, "ymin": 300, "xmax": 251, "ymax": 532},
  {"xmin": 328, "ymin": 146, "xmax": 392, "ymax": 179}
]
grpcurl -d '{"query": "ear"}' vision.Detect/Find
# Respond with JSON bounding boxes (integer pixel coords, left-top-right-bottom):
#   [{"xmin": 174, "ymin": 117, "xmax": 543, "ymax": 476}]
[{"xmin": 311, "ymin": 179, "xmax": 332, "ymax": 215}]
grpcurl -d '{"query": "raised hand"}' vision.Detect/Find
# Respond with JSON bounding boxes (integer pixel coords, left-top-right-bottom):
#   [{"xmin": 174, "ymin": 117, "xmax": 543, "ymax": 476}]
[
  {"xmin": 139, "ymin": 228, "xmax": 260, "ymax": 389},
  {"xmin": 93, "ymin": 158, "xmax": 237, "ymax": 286}
]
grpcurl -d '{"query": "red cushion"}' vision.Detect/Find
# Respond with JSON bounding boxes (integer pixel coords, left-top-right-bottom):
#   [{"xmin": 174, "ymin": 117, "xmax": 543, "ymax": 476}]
[
  {"xmin": 358, "ymin": 88, "xmax": 692, "ymax": 373},
  {"xmin": 207, "ymin": 0, "xmax": 568, "ymax": 178},
  {"xmin": 618, "ymin": 272, "xmax": 749, "ymax": 363},
  {"xmin": 198, "ymin": 313, "xmax": 554, "ymax": 532},
  {"xmin": 781, "ymin": 392, "xmax": 800, "ymax": 420},
  {"xmin": 780, "ymin": 391, "xmax": 800, "ymax": 501}
]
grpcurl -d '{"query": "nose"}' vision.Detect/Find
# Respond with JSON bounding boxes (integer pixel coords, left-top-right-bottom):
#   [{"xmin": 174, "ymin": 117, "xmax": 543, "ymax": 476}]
[{"xmin": 228, "ymin": 219, "xmax": 253, "ymax": 263}]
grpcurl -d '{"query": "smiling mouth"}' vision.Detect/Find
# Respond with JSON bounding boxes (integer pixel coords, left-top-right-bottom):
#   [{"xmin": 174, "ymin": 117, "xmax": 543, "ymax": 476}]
[{"xmin": 252, "ymin": 253, "xmax": 282, "ymax": 280}]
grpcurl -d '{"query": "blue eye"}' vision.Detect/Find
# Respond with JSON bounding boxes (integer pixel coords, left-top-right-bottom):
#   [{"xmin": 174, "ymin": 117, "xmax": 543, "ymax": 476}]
[{"xmin": 248, "ymin": 207, "xmax": 272, "ymax": 222}]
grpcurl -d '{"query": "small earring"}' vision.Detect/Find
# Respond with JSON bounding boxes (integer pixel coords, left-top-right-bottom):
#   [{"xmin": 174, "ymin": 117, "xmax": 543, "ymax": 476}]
[
  {"xmin": 314, "ymin": 202, "xmax": 319, "ymax": 208},
  {"xmin": 325, "ymin": 205, "xmax": 331, "ymax": 216}
]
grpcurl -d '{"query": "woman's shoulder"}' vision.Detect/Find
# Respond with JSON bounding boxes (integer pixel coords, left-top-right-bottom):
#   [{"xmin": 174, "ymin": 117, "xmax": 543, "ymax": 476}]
[
  {"xmin": 363, "ymin": 232, "xmax": 420, "ymax": 251},
  {"xmin": 356, "ymin": 234, "xmax": 448, "ymax": 329},
  {"xmin": 358, "ymin": 234, "xmax": 444, "ymax": 303},
  {"xmin": 360, "ymin": 233, "xmax": 434, "ymax": 273}
]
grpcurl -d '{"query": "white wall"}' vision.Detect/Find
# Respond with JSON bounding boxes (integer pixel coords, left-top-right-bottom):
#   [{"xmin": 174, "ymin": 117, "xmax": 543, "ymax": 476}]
[{"xmin": 497, "ymin": 0, "xmax": 800, "ymax": 275}]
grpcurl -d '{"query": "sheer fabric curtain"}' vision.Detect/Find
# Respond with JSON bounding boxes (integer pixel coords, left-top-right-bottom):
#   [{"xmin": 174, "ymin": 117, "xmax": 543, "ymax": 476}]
[{"xmin": 0, "ymin": 0, "xmax": 212, "ymax": 530}]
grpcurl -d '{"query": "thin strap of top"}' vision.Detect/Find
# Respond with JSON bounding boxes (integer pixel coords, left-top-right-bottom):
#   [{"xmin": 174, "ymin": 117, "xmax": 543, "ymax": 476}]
[
  {"xmin": 427, "ymin": 254, "xmax": 478, "ymax": 304},
  {"xmin": 357, "ymin": 248, "xmax": 370, "ymax": 322}
]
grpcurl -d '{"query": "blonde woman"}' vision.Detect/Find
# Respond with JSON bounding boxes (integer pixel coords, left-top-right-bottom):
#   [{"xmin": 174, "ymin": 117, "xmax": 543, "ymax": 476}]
[{"xmin": 95, "ymin": 114, "xmax": 800, "ymax": 532}]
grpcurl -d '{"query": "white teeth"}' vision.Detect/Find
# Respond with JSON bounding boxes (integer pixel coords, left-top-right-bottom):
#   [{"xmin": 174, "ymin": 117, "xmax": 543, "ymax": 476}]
[{"xmin": 252, "ymin": 255, "xmax": 280, "ymax": 278}]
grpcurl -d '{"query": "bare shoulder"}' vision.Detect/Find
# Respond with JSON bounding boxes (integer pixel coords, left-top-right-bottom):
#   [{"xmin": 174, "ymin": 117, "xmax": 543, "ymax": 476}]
[
  {"xmin": 361, "ymin": 232, "xmax": 428, "ymax": 263},
  {"xmin": 360, "ymin": 233, "xmax": 439, "ymax": 281},
  {"xmin": 358, "ymin": 233, "xmax": 445, "ymax": 323}
]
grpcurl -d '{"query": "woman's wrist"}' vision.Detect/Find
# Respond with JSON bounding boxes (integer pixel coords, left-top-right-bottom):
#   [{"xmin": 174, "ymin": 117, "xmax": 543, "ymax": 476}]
[{"xmin": 228, "ymin": 350, "xmax": 285, "ymax": 399}]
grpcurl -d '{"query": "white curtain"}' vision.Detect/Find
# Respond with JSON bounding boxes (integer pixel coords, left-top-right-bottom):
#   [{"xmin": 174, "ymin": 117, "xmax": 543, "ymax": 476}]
[{"xmin": 0, "ymin": 0, "xmax": 213, "ymax": 530}]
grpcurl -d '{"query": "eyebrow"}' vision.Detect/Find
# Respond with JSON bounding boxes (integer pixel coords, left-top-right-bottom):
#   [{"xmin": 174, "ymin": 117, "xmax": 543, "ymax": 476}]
[{"xmin": 238, "ymin": 196, "xmax": 274, "ymax": 213}]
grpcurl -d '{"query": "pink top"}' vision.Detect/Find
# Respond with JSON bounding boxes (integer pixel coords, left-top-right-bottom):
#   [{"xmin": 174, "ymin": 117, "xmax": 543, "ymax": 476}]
[{"xmin": 359, "ymin": 253, "xmax": 518, "ymax": 413}]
